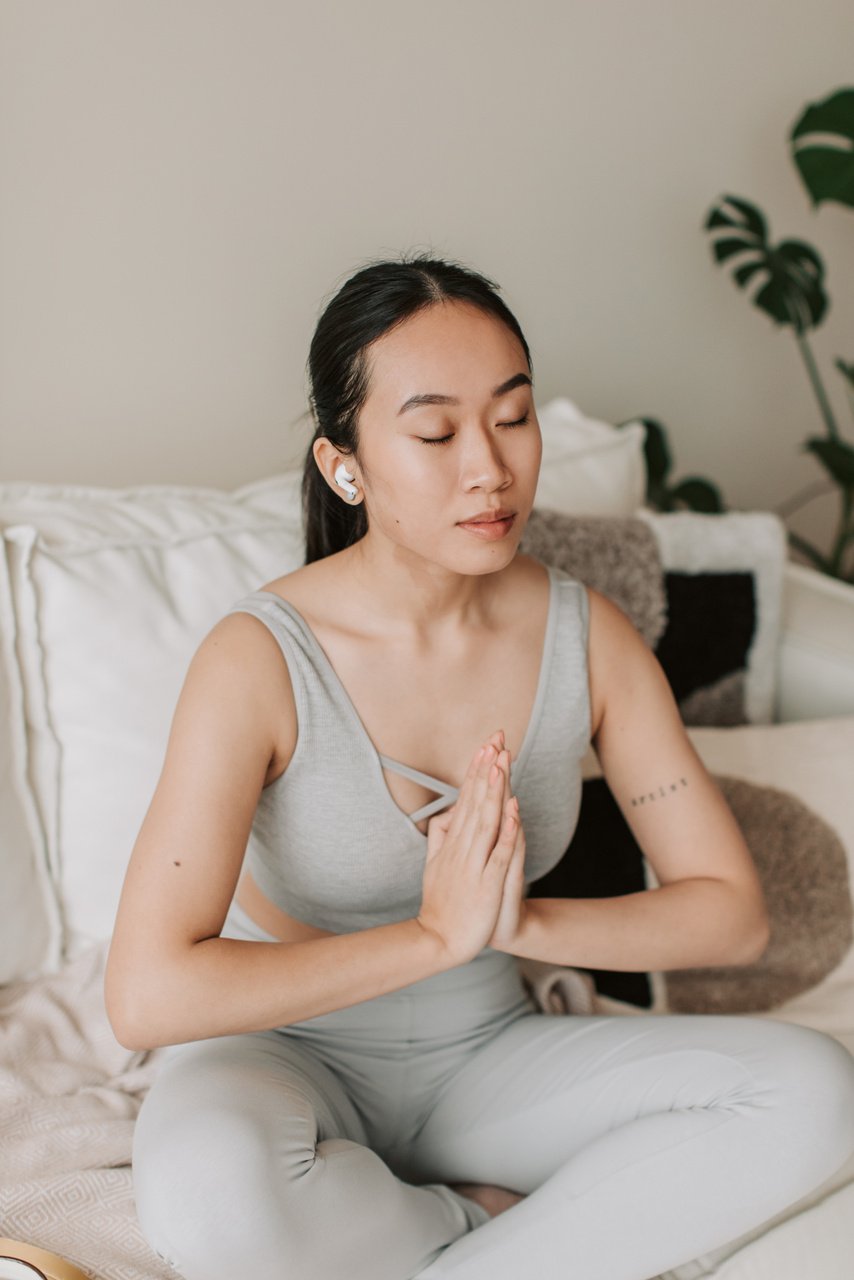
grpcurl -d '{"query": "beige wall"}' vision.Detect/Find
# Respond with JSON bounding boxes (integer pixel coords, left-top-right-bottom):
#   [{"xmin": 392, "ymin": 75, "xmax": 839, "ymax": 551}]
[{"xmin": 2, "ymin": 0, "xmax": 852, "ymax": 554}]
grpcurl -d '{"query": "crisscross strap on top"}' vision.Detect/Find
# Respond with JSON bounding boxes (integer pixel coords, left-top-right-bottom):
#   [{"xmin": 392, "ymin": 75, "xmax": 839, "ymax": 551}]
[
  {"xmin": 224, "ymin": 565, "xmax": 590, "ymax": 934},
  {"xmin": 378, "ymin": 755, "xmax": 460, "ymax": 823}
]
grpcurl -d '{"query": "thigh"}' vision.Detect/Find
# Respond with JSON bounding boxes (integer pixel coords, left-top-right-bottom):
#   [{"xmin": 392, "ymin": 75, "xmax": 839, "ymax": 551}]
[
  {"xmin": 134, "ymin": 1029, "xmax": 370, "ymax": 1160},
  {"xmin": 133, "ymin": 1031, "xmax": 500, "ymax": 1280},
  {"xmin": 405, "ymin": 1008, "xmax": 854, "ymax": 1195}
]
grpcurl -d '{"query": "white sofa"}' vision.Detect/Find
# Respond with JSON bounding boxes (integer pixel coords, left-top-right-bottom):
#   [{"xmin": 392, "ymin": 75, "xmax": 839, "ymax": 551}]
[{"xmin": 2, "ymin": 400, "xmax": 854, "ymax": 1280}]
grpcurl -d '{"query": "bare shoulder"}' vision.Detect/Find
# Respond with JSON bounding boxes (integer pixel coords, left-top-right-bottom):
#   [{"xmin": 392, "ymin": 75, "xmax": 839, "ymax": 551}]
[
  {"xmin": 585, "ymin": 582, "xmax": 637, "ymax": 640},
  {"xmin": 584, "ymin": 586, "xmax": 656, "ymax": 742},
  {"xmin": 258, "ymin": 552, "xmax": 353, "ymax": 622},
  {"xmin": 195, "ymin": 606, "xmax": 299, "ymax": 778}
]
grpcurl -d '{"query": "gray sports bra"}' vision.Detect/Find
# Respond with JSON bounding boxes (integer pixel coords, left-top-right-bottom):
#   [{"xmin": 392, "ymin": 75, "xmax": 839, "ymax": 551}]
[{"xmin": 224, "ymin": 560, "xmax": 591, "ymax": 934}]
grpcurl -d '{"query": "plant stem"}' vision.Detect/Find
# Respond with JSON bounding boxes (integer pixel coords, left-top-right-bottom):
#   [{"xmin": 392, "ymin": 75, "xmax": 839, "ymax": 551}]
[
  {"xmin": 828, "ymin": 486, "xmax": 854, "ymax": 577},
  {"xmin": 793, "ymin": 329, "xmax": 840, "ymax": 440},
  {"xmin": 774, "ymin": 477, "xmax": 836, "ymax": 518}
]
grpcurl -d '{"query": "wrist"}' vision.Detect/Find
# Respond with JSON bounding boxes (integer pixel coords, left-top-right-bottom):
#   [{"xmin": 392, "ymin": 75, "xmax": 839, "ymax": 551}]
[
  {"xmin": 490, "ymin": 901, "xmax": 531, "ymax": 955},
  {"xmin": 411, "ymin": 916, "xmax": 463, "ymax": 971}
]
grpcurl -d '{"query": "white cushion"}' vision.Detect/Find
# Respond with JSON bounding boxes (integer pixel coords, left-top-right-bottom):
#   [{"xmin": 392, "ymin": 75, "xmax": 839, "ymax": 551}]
[
  {"xmin": 0, "ymin": 550, "xmax": 62, "ymax": 982},
  {"xmin": 0, "ymin": 472, "xmax": 305, "ymax": 968},
  {"xmin": 534, "ymin": 397, "xmax": 646, "ymax": 516},
  {"xmin": 777, "ymin": 562, "xmax": 854, "ymax": 721}
]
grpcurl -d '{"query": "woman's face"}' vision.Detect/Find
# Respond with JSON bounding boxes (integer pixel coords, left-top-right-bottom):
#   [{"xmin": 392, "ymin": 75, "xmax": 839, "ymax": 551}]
[{"xmin": 353, "ymin": 300, "xmax": 542, "ymax": 573}]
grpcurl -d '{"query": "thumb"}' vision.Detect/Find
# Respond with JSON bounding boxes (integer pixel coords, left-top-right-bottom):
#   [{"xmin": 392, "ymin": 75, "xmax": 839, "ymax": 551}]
[{"xmin": 426, "ymin": 804, "xmax": 456, "ymax": 859}]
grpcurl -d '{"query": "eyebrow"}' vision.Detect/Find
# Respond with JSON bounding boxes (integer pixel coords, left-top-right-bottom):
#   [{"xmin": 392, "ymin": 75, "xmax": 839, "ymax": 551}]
[{"xmin": 396, "ymin": 372, "xmax": 533, "ymax": 417}]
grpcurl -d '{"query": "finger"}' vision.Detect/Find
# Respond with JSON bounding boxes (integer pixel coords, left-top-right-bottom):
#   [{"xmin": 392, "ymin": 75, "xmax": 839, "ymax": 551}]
[
  {"xmin": 460, "ymin": 749, "xmax": 505, "ymax": 856},
  {"xmin": 491, "ymin": 749, "xmax": 512, "ymax": 811},
  {"xmin": 486, "ymin": 802, "xmax": 518, "ymax": 870},
  {"xmin": 448, "ymin": 732, "xmax": 505, "ymax": 845},
  {"xmin": 433, "ymin": 803, "xmax": 456, "ymax": 830},
  {"xmin": 426, "ymin": 805, "xmax": 459, "ymax": 862},
  {"xmin": 511, "ymin": 806, "xmax": 526, "ymax": 864},
  {"xmin": 487, "ymin": 737, "xmax": 512, "ymax": 797},
  {"xmin": 449, "ymin": 742, "xmax": 496, "ymax": 843}
]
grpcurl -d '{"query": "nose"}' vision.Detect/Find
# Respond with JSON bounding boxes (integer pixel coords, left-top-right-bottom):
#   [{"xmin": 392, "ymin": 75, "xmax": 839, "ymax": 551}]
[{"xmin": 460, "ymin": 424, "xmax": 512, "ymax": 492}]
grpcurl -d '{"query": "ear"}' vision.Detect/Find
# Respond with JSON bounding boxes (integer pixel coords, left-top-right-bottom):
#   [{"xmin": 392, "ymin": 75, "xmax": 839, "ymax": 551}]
[{"xmin": 313, "ymin": 437, "xmax": 359, "ymax": 495}]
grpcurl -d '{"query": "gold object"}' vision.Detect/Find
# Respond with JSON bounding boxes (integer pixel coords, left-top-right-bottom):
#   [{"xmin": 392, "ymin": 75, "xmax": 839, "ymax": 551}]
[{"xmin": 0, "ymin": 1239, "xmax": 92, "ymax": 1280}]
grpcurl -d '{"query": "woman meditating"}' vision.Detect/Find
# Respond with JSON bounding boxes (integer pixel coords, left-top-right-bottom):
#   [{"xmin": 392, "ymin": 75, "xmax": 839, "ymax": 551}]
[{"xmin": 106, "ymin": 252, "xmax": 854, "ymax": 1280}]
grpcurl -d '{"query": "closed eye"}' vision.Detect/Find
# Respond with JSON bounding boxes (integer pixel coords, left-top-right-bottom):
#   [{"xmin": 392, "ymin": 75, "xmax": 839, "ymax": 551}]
[{"xmin": 418, "ymin": 414, "xmax": 530, "ymax": 446}]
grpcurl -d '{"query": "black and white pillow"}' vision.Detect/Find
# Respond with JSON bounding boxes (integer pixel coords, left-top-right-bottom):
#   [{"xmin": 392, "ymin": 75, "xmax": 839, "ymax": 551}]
[{"xmin": 520, "ymin": 506, "xmax": 787, "ymax": 725}]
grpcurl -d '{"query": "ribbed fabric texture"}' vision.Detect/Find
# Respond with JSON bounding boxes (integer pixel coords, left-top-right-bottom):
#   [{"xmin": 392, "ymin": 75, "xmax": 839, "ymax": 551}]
[{"xmin": 224, "ymin": 561, "xmax": 591, "ymax": 933}]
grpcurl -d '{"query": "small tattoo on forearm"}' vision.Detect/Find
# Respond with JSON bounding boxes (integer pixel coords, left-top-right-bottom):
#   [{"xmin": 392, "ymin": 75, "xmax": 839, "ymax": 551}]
[{"xmin": 630, "ymin": 778, "xmax": 688, "ymax": 806}]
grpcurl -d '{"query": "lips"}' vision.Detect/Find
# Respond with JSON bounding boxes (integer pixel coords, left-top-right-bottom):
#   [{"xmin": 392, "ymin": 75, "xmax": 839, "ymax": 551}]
[
  {"xmin": 457, "ymin": 513, "xmax": 517, "ymax": 540},
  {"xmin": 458, "ymin": 508, "xmax": 516, "ymax": 524}
]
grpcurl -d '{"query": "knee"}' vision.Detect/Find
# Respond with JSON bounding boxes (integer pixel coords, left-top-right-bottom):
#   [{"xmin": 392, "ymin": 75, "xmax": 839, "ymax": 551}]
[
  {"xmin": 746, "ymin": 1020, "xmax": 854, "ymax": 1187},
  {"xmin": 132, "ymin": 1102, "xmax": 313, "ymax": 1279}
]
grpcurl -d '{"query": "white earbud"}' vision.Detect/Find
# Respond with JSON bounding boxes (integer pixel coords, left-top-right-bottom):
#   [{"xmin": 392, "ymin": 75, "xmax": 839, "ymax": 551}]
[{"xmin": 334, "ymin": 462, "xmax": 358, "ymax": 500}]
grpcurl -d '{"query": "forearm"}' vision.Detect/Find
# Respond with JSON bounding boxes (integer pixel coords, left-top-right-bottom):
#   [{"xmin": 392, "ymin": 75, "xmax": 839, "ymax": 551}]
[
  {"xmin": 498, "ymin": 879, "xmax": 770, "ymax": 971},
  {"xmin": 108, "ymin": 918, "xmax": 451, "ymax": 1051}
]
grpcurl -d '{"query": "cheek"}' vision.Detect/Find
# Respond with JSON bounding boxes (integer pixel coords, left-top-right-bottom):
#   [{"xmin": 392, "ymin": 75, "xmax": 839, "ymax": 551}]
[{"xmin": 365, "ymin": 456, "xmax": 446, "ymax": 522}]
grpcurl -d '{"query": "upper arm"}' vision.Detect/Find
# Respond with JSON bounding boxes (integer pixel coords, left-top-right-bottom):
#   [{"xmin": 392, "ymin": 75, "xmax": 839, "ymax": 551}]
[
  {"xmin": 105, "ymin": 611, "xmax": 296, "ymax": 1012},
  {"xmin": 585, "ymin": 586, "xmax": 769, "ymax": 938}
]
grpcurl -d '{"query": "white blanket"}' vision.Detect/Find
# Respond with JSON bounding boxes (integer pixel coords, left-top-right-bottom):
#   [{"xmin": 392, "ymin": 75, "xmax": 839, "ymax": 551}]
[{"xmin": 0, "ymin": 939, "xmax": 177, "ymax": 1280}]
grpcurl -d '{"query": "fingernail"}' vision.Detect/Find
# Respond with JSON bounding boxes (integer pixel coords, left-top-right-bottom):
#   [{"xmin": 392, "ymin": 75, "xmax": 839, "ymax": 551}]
[
  {"xmin": 489, "ymin": 764, "xmax": 500, "ymax": 783},
  {"xmin": 484, "ymin": 745, "xmax": 496, "ymax": 762}
]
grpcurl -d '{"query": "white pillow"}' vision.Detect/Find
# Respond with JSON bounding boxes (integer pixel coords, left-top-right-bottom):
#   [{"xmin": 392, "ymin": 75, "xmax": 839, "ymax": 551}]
[
  {"xmin": 0, "ymin": 472, "xmax": 306, "ymax": 969},
  {"xmin": 534, "ymin": 397, "xmax": 646, "ymax": 517},
  {"xmin": 778, "ymin": 562, "xmax": 854, "ymax": 722},
  {"xmin": 0, "ymin": 550, "xmax": 62, "ymax": 982}
]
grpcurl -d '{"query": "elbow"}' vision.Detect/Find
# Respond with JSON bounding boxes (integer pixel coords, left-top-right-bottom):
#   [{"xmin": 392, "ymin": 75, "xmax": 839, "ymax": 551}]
[
  {"xmin": 737, "ymin": 907, "xmax": 772, "ymax": 966},
  {"xmin": 104, "ymin": 992, "xmax": 149, "ymax": 1052},
  {"xmin": 111, "ymin": 1021, "xmax": 148, "ymax": 1054},
  {"xmin": 104, "ymin": 981, "xmax": 153, "ymax": 1051},
  {"xmin": 104, "ymin": 956, "xmax": 160, "ymax": 1052}
]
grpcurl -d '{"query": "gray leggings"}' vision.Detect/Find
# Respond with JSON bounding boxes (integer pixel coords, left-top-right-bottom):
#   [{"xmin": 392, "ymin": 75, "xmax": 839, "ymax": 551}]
[{"xmin": 132, "ymin": 898, "xmax": 854, "ymax": 1280}]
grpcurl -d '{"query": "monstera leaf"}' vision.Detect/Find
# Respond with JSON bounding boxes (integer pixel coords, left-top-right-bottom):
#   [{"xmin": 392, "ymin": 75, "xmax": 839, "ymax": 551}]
[
  {"xmin": 805, "ymin": 437, "xmax": 854, "ymax": 491},
  {"xmin": 704, "ymin": 195, "xmax": 828, "ymax": 334},
  {"xmin": 618, "ymin": 417, "xmax": 725, "ymax": 513},
  {"xmin": 791, "ymin": 87, "xmax": 854, "ymax": 210}
]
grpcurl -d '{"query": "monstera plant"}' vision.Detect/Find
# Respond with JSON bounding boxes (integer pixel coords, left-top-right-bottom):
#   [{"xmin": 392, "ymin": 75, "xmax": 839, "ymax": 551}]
[{"xmin": 704, "ymin": 86, "xmax": 854, "ymax": 584}]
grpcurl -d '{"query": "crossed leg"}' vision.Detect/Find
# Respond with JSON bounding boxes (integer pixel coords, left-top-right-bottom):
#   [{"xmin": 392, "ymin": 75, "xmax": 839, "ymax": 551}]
[
  {"xmin": 131, "ymin": 1011, "xmax": 854, "ymax": 1280},
  {"xmin": 131, "ymin": 1031, "xmax": 488, "ymax": 1280},
  {"xmin": 401, "ymin": 1010, "xmax": 854, "ymax": 1279}
]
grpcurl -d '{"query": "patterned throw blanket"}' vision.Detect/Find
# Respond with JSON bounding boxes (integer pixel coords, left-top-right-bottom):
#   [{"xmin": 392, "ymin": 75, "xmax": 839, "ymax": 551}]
[{"xmin": 0, "ymin": 940, "xmax": 178, "ymax": 1280}]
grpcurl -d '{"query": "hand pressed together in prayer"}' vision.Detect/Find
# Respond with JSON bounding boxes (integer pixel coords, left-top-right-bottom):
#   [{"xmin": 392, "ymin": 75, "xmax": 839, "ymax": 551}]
[{"xmin": 418, "ymin": 729, "xmax": 529, "ymax": 962}]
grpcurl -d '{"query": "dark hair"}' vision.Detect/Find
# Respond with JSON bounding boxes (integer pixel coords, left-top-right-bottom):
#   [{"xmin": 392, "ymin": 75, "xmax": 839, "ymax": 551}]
[{"xmin": 301, "ymin": 250, "xmax": 534, "ymax": 564}]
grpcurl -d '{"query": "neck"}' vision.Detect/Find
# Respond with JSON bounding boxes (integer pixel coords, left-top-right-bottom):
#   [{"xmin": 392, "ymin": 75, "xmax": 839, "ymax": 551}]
[{"xmin": 339, "ymin": 536, "xmax": 513, "ymax": 643}]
